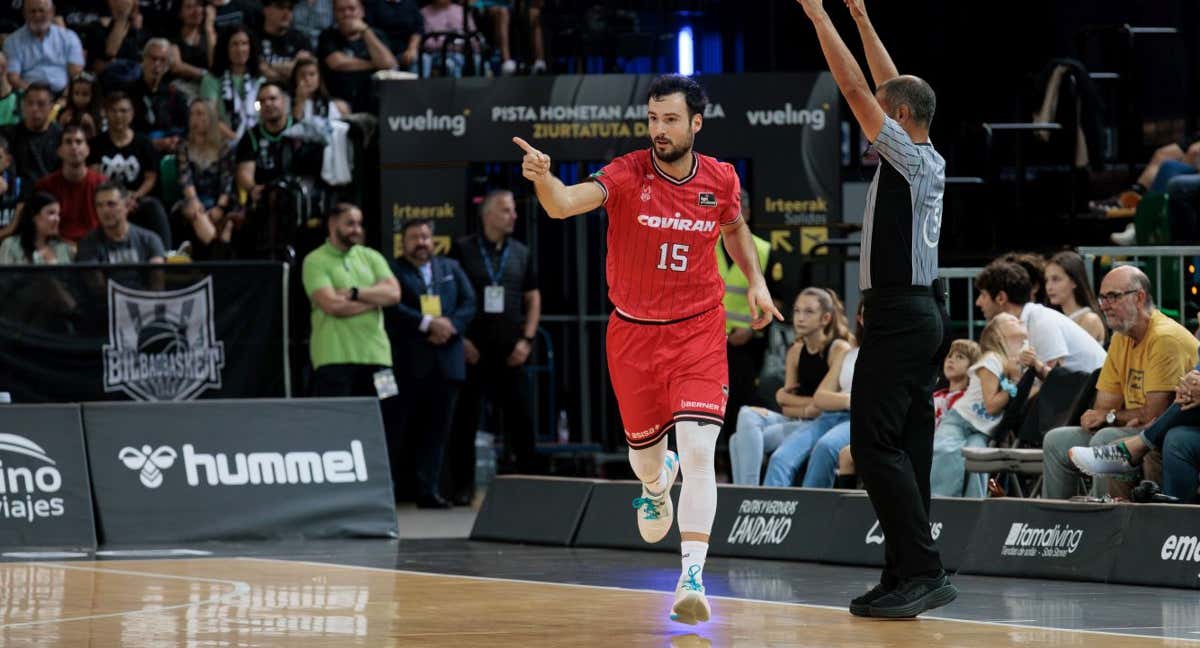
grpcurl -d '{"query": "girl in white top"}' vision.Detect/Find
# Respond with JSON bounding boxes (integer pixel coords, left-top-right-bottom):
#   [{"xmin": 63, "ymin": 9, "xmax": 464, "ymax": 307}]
[
  {"xmin": 931, "ymin": 313, "xmax": 1026, "ymax": 497},
  {"xmin": 1045, "ymin": 250, "xmax": 1105, "ymax": 344}
]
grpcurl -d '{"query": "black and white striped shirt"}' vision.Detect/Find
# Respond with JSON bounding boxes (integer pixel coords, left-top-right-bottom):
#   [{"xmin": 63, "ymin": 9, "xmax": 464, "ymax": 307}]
[{"xmin": 860, "ymin": 116, "xmax": 945, "ymax": 291}]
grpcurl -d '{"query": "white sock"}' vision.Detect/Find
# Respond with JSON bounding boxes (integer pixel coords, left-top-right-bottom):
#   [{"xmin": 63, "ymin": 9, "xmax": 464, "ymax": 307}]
[
  {"xmin": 628, "ymin": 437, "xmax": 669, "ymax": 496},
  {"xmin": 681, "ymin": 540, "xmax": 708, "ymax": 576},
  {"xmin": 676, "ymin": 420, "xmax": 719, "ymax": 535}
]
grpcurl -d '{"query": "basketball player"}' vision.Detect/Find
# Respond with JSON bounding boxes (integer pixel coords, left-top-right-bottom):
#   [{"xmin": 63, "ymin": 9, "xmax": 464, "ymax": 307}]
[
  {"xmin": 797, "ymin": 0, "xmax": 955, "ymax": 618},
  {"xmin": 513, "ymin": 74, "xmax": 782, "ymax": 624}
]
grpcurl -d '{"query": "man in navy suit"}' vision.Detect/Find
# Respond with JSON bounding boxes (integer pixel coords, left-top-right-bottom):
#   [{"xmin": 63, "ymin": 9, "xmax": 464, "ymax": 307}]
[{"xmin": 385, "ymin": 218, "xmax": 476, "ymax": 508}]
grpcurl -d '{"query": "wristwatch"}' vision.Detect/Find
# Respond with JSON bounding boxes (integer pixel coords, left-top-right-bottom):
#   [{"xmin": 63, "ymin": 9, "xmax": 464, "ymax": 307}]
[
  {"xmin": 1105, "ymin": 409, "xmax": 1117, "ymax": 426},
  {"xmin": 523, "ymin": 336, "xmax": 536, "ymax": 345},
  {"xmin": 349, "ymin": 287, "xmax": 360, "ymax": 301}
]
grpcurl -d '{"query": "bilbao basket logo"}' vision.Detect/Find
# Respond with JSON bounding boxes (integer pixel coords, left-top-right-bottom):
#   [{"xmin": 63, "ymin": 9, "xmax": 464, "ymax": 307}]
[
  {"xmin": 103, "ymin": 277, "xmax": 226, "ymax": 401},
  {"xmin": 0, "ymin": 433, "xmax": 66, "ymax": 523}
]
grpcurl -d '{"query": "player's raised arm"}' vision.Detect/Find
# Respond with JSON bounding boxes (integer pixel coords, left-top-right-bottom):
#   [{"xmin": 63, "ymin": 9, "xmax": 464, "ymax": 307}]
[
  {"xmin": 795, "ymin": 0, "xmax": 886, "ymax": 140},
  {"xmin": 845, "ymin": 0, "xmax": 898, "ymax": 88},
  {"xmin": 513, "ymin": 137, "xmax": 605, "ymax": 220}
]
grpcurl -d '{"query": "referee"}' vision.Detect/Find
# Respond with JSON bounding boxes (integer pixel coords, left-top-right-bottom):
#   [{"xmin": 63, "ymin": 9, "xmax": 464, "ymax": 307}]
[{"xmin": 798, "ymin": 0, "xmax": 955, "ymax": 618}]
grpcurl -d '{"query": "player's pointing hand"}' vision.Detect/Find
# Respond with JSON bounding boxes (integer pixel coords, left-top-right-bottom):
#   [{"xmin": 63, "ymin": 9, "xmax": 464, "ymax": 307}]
[
  {"xmin": 513, "ymin": 136, "xmax": 551, "ymax": 182},
  {"xmin": 747, "ymin": 280, "xmax": 785, "ymax": 330}
]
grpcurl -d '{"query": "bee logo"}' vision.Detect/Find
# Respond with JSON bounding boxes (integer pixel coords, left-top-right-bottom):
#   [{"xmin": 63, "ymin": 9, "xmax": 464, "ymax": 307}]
[{"xmin": 118, "ymin": 445, "xmax": 178, "ymax": 489}]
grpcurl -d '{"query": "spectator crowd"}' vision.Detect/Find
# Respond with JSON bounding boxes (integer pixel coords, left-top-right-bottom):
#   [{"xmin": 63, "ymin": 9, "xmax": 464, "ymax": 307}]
[
  {"xmin": 0, "ymin": 0, "xmax": 548, "ymax": 268},
  {"xmin": 725, "ymin": 248, "xmax": 1200, "ymax": 506}
]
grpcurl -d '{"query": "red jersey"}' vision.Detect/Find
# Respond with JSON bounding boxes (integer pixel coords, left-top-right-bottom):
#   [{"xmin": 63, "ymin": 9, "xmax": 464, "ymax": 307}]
[{"xmin": 590, "ymin": 149, "xmax": 742, "ymax": 321}]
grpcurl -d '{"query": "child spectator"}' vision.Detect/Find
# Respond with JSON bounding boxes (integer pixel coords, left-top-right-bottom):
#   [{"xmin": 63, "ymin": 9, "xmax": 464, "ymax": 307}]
[
  {"xmin": 931, "ymin": 314, "xmax": 1025, "ymax": 497},
  {"xmin": 57, "ymin": 72, "xmax": 103, "ymax": 139},
  {"xmin": 934, "ymin": 339, "xmax": 980, "ymax": 427}
]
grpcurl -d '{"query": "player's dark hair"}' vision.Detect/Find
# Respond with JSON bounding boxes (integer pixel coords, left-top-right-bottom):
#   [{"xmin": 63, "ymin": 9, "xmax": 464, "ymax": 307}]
[
  {"xmin": 975, "ymin": 261, "xmax": 1031, "ymax": 306},
  {"xmin": 646, "ymin": 75, "xmax": 708, "ymax": 118},
  {"xmin": 877, "ymin": 75, "xmax": 936, "ymax": 127},
  {"xmin": 401, "ymin": 217, "xmax": 433, "ymax": 234}
]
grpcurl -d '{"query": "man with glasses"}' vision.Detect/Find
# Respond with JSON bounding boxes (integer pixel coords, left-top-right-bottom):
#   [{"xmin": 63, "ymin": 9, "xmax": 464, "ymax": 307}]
[{"xmin": 1041, "ymin": 266, "xmax": 1198, "ymax": 500}]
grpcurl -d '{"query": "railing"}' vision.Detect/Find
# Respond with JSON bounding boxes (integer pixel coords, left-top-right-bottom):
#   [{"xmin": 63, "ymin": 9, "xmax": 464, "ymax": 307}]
[
  {"xmin": 939, "ymin": 267, "xmax": 984, "ymax": 339},
  {"xmin": 1079, "ymin": 246, "xmax": 1200, "ymax": 326}
]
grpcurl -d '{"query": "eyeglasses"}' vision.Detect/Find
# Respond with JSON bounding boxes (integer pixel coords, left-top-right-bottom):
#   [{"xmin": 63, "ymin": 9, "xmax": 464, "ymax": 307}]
[{"xmin": 1097, "ymin": 289, "xmax": 1140, "ymax": 305}]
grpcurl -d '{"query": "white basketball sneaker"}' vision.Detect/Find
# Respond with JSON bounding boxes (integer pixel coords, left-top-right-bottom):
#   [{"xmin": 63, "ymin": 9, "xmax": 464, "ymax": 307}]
[
  {"xmin": 631, "ymin": 450, "xmax": 679, "ymax": 543},
  {"xmin": 670, "ymin": 565, "xmax": 710, "ymax": 625}
]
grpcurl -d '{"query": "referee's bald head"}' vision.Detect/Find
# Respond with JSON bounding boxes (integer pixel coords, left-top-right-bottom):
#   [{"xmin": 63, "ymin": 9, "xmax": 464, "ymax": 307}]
[{"xmin": 876, "ymin": 75, "xmax": 936, "ymax": 128}]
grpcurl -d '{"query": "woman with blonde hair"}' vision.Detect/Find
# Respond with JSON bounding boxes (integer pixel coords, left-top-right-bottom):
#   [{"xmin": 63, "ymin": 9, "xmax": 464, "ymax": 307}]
[
  {"xmin": 171, "ymin": 98, "xmax": 239, "ymax": 258},
  {"xmin": 730, "ymin": 287, "xmax": 853, "ymax": 485}
]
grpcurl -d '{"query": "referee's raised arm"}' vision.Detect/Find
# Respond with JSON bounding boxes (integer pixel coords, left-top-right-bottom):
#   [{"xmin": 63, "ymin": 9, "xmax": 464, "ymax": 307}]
[{"xmin": 794, "ymin": 0, "xmax": 886, "ymax": 139}]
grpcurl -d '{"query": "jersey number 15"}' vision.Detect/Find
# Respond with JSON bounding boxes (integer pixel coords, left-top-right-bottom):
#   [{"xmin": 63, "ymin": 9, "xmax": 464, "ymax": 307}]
[{"xmin": 656, "ymin": 243, "xmax": 689, "ymax": 272}]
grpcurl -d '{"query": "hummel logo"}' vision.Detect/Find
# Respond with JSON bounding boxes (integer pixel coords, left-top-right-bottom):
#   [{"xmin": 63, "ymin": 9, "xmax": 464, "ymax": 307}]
[{"xmin": 119, "ymin": 445, "xmax": 178, "ymax": 489}]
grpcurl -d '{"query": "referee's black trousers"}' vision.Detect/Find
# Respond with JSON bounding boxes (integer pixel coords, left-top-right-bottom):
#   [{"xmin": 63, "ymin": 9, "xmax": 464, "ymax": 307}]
[{"xmin": 850, "ymin": 289, "xmax": 944, "ymax": 583}]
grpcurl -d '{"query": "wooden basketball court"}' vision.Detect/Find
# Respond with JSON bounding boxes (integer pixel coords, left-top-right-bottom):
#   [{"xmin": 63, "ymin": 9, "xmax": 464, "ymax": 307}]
[{"xmin": 0, "ymin": 556, "xmax": 1194, "ymax": 646}]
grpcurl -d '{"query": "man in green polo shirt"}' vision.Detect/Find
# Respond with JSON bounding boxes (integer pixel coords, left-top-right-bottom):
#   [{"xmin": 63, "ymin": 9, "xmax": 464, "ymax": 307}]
[{"xmin": 302, "ymin": 202, "xmax": 402, "ymax": 396}]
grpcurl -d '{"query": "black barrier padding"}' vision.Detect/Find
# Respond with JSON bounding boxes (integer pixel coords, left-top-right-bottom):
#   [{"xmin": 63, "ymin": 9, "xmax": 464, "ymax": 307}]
[
  {"xmin": 0, "ymin": 405, "xmax": 96, "ymax": 550},
  {"xmin": 85, "ymin": 398, "xmax": 398, "ymax": 543},
  {"xmin": 710, "ymin": 487, "xmax": 840, "ymax": 561},
  {"xmin": 572, "ymin": 481, "xmax": 680, "ymax": 552},
  {"xmin": 1110, "ymin": 504, "xmax": 1200, "ymax": 589},
  {"xmin": 821, "ymin": 493, "xmax": 886, "ymax": 567},
  {"xmin": 957, "ymin": 498, "xmax": 1130, "ymax": 581},
  {"xmin": 931, "ymin": 497, "xmax": 985, "ymax": 571},
  {"xmin": 471, "ymin": 476, "xmax": 595, "ymax": 546}
]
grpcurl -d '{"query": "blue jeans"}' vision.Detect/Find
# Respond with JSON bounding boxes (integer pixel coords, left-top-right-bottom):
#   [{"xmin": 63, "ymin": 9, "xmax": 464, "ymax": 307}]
[
  {"xmin": 1162, "ymin": 426, "xmax": 1200, "ymax": 502},
  {"xmin": 1166, "ymin": 172, "xmax": 1200, "ymax": 241},
  {"xmin": 930, "ymin": 410, "xmax": 989, "ymax": 497},
  {"xmin": 1149, "ymin": 160, "xmax": 1196, "ymax": 193},
  {"xmin": 729, "ymin": 408, "xmax": 805, "ymax": 485},
  {"xmin": 800, "ymin": 419, "xmax": 852, "ymax": 488},
  {"xmin": 763, "ymin": 411, "xmax": 850, "ymax": 487}
]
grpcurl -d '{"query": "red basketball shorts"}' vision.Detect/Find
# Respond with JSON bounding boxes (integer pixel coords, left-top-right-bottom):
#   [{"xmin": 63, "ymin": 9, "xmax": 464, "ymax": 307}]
[{"xmin": 606, "ymin": 306, "xmax": 729, "ymax": 449}]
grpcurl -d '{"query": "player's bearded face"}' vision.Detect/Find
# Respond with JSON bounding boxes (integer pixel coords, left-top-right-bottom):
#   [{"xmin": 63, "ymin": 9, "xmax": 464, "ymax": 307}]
[{"xmin": 651, "ymin": 125, "xmax": 694, "ymax": 164}]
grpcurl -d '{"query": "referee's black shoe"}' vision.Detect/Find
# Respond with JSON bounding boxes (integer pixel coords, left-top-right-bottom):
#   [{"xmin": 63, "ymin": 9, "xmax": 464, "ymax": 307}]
[
  {"xmin": 848, "ymin": 581, "xmax": 895, "ymax": 617},
  {"xmin": 867, "ymin": 570, "xmax": 957, "ymax": 619}
]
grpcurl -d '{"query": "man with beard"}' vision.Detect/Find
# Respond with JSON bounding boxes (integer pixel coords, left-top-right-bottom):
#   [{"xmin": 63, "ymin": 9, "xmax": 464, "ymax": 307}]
[
  {"xmin": 236, "ymin": 81, "xmax": 320, "ymax": 257},
  {"xmin": 302, "ymin": 202, "xmax": 401, "ymax": 397},
  {"xmin": 513, "ymin": 74, "xmax": 782, "ymax": 625},
  {"xmin": 385, "ymin": 218, "xmax": 475, "ymax": 508},
  {"xmin": 1043, "ymin": 266, "xmax": 1197, "ymax": 498}
]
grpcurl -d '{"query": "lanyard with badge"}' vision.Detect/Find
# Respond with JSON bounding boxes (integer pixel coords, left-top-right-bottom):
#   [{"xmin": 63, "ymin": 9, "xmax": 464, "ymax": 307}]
[
  {"xmin": 419, "ymin": 260, "xmax": 442, "ymax": 317},
  {"xmin": 478, "ymin": 237, "xmax": 510, "ymax": 314}
]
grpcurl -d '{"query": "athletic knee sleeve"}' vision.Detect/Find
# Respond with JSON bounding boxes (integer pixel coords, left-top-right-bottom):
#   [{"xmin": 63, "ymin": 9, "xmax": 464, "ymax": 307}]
[{"xmin": 676, "ymin": 420, "xmax": 719, "ymax": 536}]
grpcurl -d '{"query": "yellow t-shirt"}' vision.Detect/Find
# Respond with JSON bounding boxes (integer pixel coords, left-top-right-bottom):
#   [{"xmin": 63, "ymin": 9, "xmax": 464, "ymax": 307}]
[{"xmin": 1096, "ymin": 310, "xmax": 1199, "ymax": 409}]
